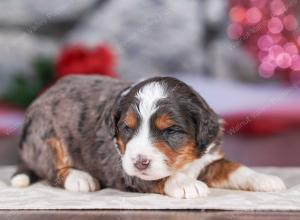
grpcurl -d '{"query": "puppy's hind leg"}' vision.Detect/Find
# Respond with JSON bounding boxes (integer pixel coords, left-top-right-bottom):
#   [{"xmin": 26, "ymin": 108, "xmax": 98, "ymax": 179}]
[
  {"xmin": 47, "ymin": 138, "xmax": 100, "ymax": 192},
  {"xmin": 199, "ymin": 159, "xmax": 286, "ymax": 192},
  {"xmin": 11, "ymin": 163, "xmax": 39, "ymax": 187}
]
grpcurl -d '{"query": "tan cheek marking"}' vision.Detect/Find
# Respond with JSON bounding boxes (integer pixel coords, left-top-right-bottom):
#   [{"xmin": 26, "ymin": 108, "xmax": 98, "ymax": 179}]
[
  {"xmin": 124, "ymin": 111, "xmax": 138, "ymax": 129},
  {"xmin": 154, "ymin": 139, "xmax": 199, "ymax": 171},
  {"xmin": 154, "ymin": 114, "xmax": 175, "ymax": 130},
  {"xmin": 199, "ymin": 159, "xmax": 241, "ymax": 188},
  {"xmin": 46, "ymin": 138, "xmax": 72, "ymax": 186},
  {"xmin": 116, "ymin": 136, "xmax": 126, "ymax": 154}
]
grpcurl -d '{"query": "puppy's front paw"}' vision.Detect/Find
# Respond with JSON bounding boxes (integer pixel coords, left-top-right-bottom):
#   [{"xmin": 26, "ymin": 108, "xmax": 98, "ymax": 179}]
[
  {"xmin": 164, "ymin": 173, "xmax": 209, "ymax": 199},
  {"xmin": 64, "ymin": 169, "xmax": 100, "ymax": 192},
  {"xmin": 248, "ymin": 173, "xmax": 286, "ymax": 192}
]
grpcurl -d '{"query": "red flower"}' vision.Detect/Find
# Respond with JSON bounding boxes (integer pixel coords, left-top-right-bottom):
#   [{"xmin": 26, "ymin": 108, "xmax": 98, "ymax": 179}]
[{"xmin": 56, "ymin": 44, "xmax": 117, "ymax": 79}]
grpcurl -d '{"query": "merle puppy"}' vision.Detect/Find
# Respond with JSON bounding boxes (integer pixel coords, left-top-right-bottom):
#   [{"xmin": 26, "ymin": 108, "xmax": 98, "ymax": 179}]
[{"xmin": 11, "ymin": 76, "xmax": 286, "ymax": 198}]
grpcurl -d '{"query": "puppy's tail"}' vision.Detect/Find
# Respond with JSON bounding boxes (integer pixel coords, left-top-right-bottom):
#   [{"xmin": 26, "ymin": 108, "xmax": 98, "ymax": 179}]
[{"xmin": 10, "ymin": 163, "xmax": 39, "ymax": 188}]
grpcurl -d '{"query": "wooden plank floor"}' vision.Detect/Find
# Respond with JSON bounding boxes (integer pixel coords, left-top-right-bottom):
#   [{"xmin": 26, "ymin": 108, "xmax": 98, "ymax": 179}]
[{"xmin": 1, "ymin": 210, "xmax": 300, "ymax": 220}]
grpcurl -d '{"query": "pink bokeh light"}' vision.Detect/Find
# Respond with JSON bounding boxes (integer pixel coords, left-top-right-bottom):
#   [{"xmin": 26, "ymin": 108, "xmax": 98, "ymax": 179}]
[
  {"xmin": 229, "ymin": 6, "xmax": 246, "ymax": 23},
  {"xmin": 268, "ymin": 45, "xmax": 284, "ymax": 60},
  {"xmin": 283, "ymin": 15, "xmax": 298, "ymax": 31},
  {"xmin": 257, "ymin": 35, "xmax": 274, "ymax": 51},
  {"xmin": 276, "ymin": 52, "xmax": 292, "ymax": 69},
  {"xmin": 291, "ymin": 55, "xmax": 300, "ymax": 71},
  {"xmin": 268, "ymin": 17, "xmax": 284, "ymax": 34},
  {"xmin": 246, "ymin": 7, "xmax": 262, "ymax": 24},
  {"xmin": 228, "ymin": 0, "xmax": 300, "ymax": 82},
  {"xmin": 259, "ymin": 62, "xmax": 276, "ymax": 78},
  {"xmin": 270, "ymin": 0, "xmax": 286, "ymax": 16},
  {"xmin": 284, "ymin": 42, "xmax": 298, "ymax": 55}
]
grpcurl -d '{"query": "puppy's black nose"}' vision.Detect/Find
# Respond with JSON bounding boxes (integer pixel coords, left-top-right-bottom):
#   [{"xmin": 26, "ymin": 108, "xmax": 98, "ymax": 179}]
[{"xmin": 134, "ymin": 155, "xmax": 151, "ymax": 170}]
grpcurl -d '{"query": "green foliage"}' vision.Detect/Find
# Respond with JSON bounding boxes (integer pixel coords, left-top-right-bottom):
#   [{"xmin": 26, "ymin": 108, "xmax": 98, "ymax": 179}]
[
  {"xmin": 34, "ymin": 56, "xmax": 55, "ymax": 87},
  {"xmin": 1, "ymin": 56, "xmax": 54, "ymax": 108}
]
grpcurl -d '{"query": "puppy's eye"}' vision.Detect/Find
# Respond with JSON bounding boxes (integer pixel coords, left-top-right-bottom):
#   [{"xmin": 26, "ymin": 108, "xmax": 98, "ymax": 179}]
[
  {"xmin": 123, "ymin": 125, "xmax": 133, "ymax": 134},
  {"xmin": 164, "ymin": 127, "xmax": 178, "ymax": 135}
]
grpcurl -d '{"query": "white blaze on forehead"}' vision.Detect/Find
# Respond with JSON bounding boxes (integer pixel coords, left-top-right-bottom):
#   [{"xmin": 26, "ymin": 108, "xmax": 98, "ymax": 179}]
[
  {"xmin": 122, "ymin": 82, "xmax": 171, "ymax": 180},
  {"xmin": 136, "ymin": 81, "xmax": 168, "ymax": 117}
]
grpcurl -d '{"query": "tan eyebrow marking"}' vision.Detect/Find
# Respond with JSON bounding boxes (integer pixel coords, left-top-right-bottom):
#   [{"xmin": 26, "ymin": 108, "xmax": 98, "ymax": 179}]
[
  {"xmin": 124, "ymin": 111, "xmax": 138, "ymax": 128},
  {"xmin": 154, "ymin": 113, "xmax": 175, "ymax": 130}
]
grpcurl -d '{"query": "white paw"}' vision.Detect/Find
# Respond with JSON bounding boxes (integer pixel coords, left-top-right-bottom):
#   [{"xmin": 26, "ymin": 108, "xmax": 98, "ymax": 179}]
[
  {"xmin": 11, "ymin": 174, "xmax": 30, "ymax": 188},
  {"xmin": 64, "ymin": 169, "xmax": 100, "ymax": 192},
  {"xmin": 248, "ymin": 173, "xmax": 286, "ymax": 192},
  {"xmin": 164, "ymin": 173, "xmax": 209, "ymax": 199}
]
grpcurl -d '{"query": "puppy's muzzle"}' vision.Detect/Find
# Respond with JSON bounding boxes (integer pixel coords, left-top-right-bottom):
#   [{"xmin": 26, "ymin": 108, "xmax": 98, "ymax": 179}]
[{"xmin": 133, "ymin": 155, "xmax": 151, "ymax": 171}]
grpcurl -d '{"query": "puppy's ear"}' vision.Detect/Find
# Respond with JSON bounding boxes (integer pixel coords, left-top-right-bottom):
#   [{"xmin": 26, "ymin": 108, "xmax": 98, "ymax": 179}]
[
  {"xmin": 189, "ymin": 95, "xmax": 223, "ymax": 152},
  {"xmin": 104, "ymin": 109, "xmax": 119, "ymax": 139},
  {"xmin": 105, "ymin": 97, "xmax": 122, "ymax": 139},
  {"xmin": 195, "ymin": 108, "xmax": 223, "ymax": 151},
  {"xmin": 105, "ymin": 86, "xmax": 134, "ymax": 138},
  {"xmin": 96, "ymin": 93, "xmax": 123, "ymax": 140}
]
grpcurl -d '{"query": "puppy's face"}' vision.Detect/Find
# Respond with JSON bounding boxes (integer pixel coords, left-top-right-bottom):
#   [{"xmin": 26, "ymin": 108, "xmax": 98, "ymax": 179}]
[{"xmin": 113, "ymin": 77, "xmax": 221, "ymax": 181}]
